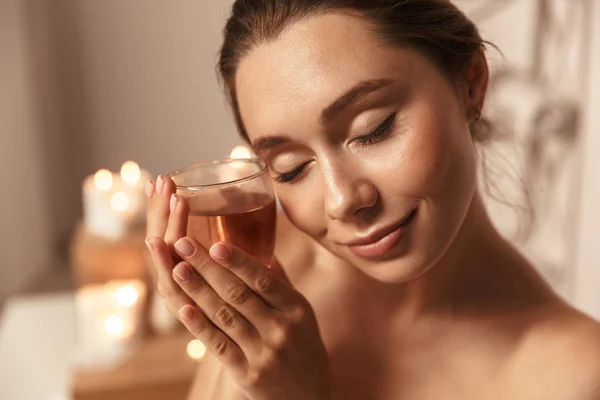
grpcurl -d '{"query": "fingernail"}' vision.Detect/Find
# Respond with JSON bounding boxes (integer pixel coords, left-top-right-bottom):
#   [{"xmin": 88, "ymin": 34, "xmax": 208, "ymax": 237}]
[
  {"xmin": 174, "ymin": 238, "xmax": 195, "ymax": 257},
  {"xmin": 179, "ymin": 305, "xmax": 195, "ymax": 321},
  {"xmin": 170, "ymin": 194, "xmax": 178, "ymax": 213},
  {"xmin": 173, "ymin": 262, "xmax": 191, "ymax": 282},
  {"xmin": 145, "ymin": 238, "xmax": 153, "ymax": 252},
  {"xmin": 156, "ymin": 175, "xmax": 165, "ymax": 194},
  {"xmin": 145, "ymin": 180, "xmax": 155, "ymax": 199},
  {"xmin": 209, "ymin": 243, "xmax": 230, "ymax": 260}
]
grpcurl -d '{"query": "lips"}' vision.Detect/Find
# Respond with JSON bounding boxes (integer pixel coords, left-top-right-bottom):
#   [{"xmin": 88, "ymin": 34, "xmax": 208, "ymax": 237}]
[{"xmin": 343, "ymin": 209, "xmax": 417, "ymax": 259}]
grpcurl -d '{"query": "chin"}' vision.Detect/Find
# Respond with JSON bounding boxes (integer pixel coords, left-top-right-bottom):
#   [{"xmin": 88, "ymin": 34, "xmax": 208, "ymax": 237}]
[
  {"xmin": 331, "ymin": 228, "xmax": 449, "ymax": 284},
  {"xmin": 352, "ymin": 253, "xmax": 436, "ymax": 284}
]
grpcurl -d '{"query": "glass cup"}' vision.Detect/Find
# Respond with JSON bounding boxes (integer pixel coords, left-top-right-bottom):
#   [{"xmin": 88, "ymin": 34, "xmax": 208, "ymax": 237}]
[{"xmin": 169, "ymin": 158, "xmax": 277, "ymax": 266}]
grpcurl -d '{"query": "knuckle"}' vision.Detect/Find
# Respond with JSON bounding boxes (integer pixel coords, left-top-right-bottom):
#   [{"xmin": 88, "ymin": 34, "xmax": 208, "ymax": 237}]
[
  {"xmin": 212, "ymin": 336, "xmax": 229, "ymax": 356},
  {"xmin": 215, "ymin": 305, "xmax": 236, "ymax": 328},
  {"xmin": 156, "ymin": 283, "xmax": 172, "ymax": 299},
  {"xmin": 246, "ymin": 352, "xmax": 277, "ymax": 387},
  {"xmin": 262, "ymin": 349, "xmax": 278, "ymax": 369},
  {"xmin": 271, "ymin": 323, "xmax": 292, "ymax": 349},
  {"xmin": 245, "ymin": 367, "xmax": 264, "ymax": 387},
  {"xmin": 195, "ymin": 257, "xmax": 211, "ymax": 273},
  {"xmin": 290, "ymin": 304, "xmax": 309, "ymax": 323},
  {"xmin": 190, "ymin": 316, "xmax": 208, "ymax": 334},
  {"xmin": 255, "ymin": 272, "xmax": 275, "ymax": 293},
  {"xmin": 226, "ymin": 283, "xmax": 250, "ymax": 306},
  {"xmin": 186, "ymin": 278, "xmax": 206, "ymax": 297},
  {"xmin": 230, "ymin": 253, "xmax": 246, "ymax": 269}
]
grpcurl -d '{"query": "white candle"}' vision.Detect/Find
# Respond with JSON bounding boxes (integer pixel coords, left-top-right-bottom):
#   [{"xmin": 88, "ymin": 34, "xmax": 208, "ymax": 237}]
[
  {"xmin": 83, "ymin": 170, "xmax": 128, "ymax": 239},
  {"xmin": 74, "ymin": 280, "xmax": 147, "ymax": 369},
  {"xmin": 119, "ymin": 161, "xmax": 151, "ymax": 223},
  {"xmin": 82, "ymin": 162, "xmax": 150, "ymax": 240}
]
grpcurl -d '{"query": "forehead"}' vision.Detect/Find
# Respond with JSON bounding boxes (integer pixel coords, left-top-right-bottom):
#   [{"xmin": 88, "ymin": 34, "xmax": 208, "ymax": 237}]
[{"xmin": 235, "ymin": 12, "xmax": 429, "ymax": 140}]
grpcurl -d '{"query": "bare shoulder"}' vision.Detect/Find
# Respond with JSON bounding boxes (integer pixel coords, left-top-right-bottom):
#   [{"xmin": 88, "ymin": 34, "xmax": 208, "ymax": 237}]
[{"xmin": 508, "ymin": 304, "xmax": 600, "ymax": 399}]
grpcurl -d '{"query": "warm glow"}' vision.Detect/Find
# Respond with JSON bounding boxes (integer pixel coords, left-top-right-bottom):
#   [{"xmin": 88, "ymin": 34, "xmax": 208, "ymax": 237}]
[
  {"xmin": 104, "ymin": 315, "xmax": 125, "ymax": 337},
  {"xmin": 120, "ymin": 161, "xmax": 141, "ymax": 185},
  {"xmin": 116, "ymin": 285, "xmax": 139, "ymax": 307},
  {"xmin": 94, "ymin": 169, "xmax": 113, "ymax": 191},
  {"xmin": 230, "ymin": 145, "xmax": 252, "ymax": 159},
  {"xmin": 186, "ymin": 339, "xmax": 207, "ymax": 360},
  {"xmin": 110, "ymin": 192, "xmax": 130, "ymax": 212}
]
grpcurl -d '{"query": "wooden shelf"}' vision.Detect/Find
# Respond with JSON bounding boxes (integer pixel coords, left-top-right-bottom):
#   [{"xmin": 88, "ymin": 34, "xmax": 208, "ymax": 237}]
[{"xmin": 73, "ymin": 332, "xmax": 199, "ymax": 400}]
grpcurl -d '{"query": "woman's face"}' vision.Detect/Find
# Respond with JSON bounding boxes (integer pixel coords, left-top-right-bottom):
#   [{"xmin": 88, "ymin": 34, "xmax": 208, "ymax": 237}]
[{"xmin": 235, "ymin": 13, "xmax": 481, "ymax": 283}]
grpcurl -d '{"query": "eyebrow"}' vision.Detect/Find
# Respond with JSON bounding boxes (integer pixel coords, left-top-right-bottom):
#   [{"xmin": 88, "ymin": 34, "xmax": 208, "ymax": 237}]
[
  {"xmin": 319, "ymin": 78, "xmax": 393, "ymax": 124},
  {"xmin": 251, "ymin": 78, "xmax": 393, "ymax": 153}
]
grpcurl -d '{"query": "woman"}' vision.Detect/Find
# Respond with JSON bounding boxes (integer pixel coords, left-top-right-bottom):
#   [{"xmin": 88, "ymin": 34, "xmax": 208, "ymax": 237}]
[{"xmin": 145, "ymin": 1, "xmax": 600, "ymax": 398}]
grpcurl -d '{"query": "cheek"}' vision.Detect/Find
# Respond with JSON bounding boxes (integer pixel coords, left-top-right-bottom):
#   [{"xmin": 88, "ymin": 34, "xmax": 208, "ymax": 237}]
[
  {"xmin": 276, "ymin": 183, "xmax": 326, "ymax": 238},
  {"xmin": 372, "ymin": 119, "xmax": 474, "ymax": 201},
  {"xmin": 405, "ymin": 125, "xmax": 469, "ymax": 197}
]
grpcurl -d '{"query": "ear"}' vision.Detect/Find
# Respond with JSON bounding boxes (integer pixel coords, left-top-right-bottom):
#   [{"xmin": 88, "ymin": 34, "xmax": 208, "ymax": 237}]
[{"xmin": 463, "ymin": 49, "xmax": 489, "ymax": 121}]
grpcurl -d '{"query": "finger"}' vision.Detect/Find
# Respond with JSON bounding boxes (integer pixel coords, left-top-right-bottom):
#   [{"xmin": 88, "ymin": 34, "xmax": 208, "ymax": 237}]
[
  {"xmin": 145, "ymin": 180, "xmax": 156, "ymax": 235},
  {"xmin": 146, "ymin": 237, "xmax": 191, "ymax": 310},
  {"xmin": 173, "ymin": 237, "xmax": 274, "ymax": 331},
  {"xmin": 145, "ymin": 179, "xmax": 155, "ymax": 202},
  {"xmin": 165, "ymin": 194, "xmax": 189, "ymax": 246},
  {"xmin": 147, "ymin": 175, "xmax": 176, "ymax": 238},
  {"xmin": 179, "ymin": 304, "xmax": 247, "ymax": 373},
  {"xmin": 209, "ymin": 242, "xmax": 300, "ymax": 311},
  {"xmin": 172, "ymin": 261, "xmax": 259, "ymax": 354}
]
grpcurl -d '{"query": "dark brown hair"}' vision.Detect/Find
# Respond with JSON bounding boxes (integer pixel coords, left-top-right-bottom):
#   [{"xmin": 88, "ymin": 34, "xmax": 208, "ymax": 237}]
[{"xmin": 217, "ymin": 0, "xmax": 491, "ymax": 142}]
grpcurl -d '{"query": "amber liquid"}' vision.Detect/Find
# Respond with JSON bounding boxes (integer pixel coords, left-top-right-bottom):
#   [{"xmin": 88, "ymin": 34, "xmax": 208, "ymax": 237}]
[{"xmin": 186, "ymin": 196, "xmax": 277, "ymax": 266}]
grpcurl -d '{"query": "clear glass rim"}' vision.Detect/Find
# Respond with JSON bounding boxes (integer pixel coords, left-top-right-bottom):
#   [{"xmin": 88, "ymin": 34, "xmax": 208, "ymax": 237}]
[{"xmin": 168, "ymin": 158, "xmax": 268, "ymax": 191}]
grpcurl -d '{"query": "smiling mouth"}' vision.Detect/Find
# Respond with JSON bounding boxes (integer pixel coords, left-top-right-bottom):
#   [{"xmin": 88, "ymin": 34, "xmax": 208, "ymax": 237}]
[{"xmin": 344, "ymin": 209, "xmax": 418, "ymax": 259}]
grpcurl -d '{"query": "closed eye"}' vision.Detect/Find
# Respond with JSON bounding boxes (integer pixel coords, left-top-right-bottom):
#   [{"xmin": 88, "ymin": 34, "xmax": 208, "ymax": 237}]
[
  {"xmin": 353, "ymin": 111, "xmax": 397, "ymax": 146},
  {"xmin": 274, "ymin": 161, "xmax": 310, "ymax": 184}
]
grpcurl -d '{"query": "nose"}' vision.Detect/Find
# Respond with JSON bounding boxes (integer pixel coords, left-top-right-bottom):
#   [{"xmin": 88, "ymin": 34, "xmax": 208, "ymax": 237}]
[{"xmin": 323, "ymin": 164, "xmax": 379, "ymax": 221}]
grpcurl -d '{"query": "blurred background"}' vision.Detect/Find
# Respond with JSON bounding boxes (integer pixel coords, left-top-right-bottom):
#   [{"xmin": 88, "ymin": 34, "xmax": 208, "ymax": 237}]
[{"xmin": 1, "ymin": 0, "xmax": 599, "ymax": 399}]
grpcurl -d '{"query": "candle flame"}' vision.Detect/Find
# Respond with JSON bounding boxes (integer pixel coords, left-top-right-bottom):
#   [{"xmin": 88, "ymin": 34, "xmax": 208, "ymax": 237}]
[
  {"xmin": 186, "ymin": 339, "xmax": 207, "ymax": 360},
  {"xmin": 104, "ymin": 315, "xmax": 125, "ymax": 337},
  {"xmin": 94, "ymin": 169, "xmax": 113, "ymax": 191},
  {"xmin": 230, "ymin": 145, "xmax": 252, "ymax": 159},
  {"xmin": 110, "ymin": 192, "xmax": 130, "ymax": 212},
  {"xmin": 121, "ymin": 161, "xmax": 141, "ymax": 185},
  {"xmin": 116, "ymin": 285, "xmax": 139, "ymax": 307}
]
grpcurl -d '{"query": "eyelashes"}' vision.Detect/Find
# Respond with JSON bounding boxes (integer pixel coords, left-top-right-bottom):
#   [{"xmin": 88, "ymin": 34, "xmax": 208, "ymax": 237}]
[
  {"xmin": 274, "ymin": 161, "xmax": 309, "ymax": 184},
  {"xmin": 353, "ymin": 111, "xmax": 397, "ymax": 146},
  {"xmin": 273, "ymin": 111, "xmax": 399, "ymax": 184}
]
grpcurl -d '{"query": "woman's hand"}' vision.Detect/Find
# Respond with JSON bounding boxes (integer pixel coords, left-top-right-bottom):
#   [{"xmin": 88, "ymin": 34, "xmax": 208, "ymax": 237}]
[
  {"xmin": 145, "ymin": 176, "xmax": 331, "ymax": 400},
  {"xmin": 145, "ymin": 175, "xmax": 194, "ymax": 318}
]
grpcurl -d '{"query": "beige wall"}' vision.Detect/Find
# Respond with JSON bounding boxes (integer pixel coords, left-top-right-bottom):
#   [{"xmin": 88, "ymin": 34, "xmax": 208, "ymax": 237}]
[
  {"xmin": 72, "ymin": 0, "xmax": 240, "ymax": 175},
  {"xmin": 574, "ymin": 0, "xmax": 600, "ymax": 319},
  {"xmin": 0, "ymin": 0, "xmax": 54, "ymax": 300}
]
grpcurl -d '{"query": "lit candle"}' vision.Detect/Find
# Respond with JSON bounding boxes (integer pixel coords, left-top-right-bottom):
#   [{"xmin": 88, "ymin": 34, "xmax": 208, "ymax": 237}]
[
  {"xmin": 224, "ymin": 145, "xmax": 254, "ymax": 181},
  {"xmin": 118, "ymin": 161, "xmax": 151, "ymax": 223},
  {"xmin": 83, "ymin": 169, "xmax": 129, "ymax": 239},
  {"xmin": 82, "ymin": 162, "xmax": 151, "ymax": 240},
  {"xmin": 230, "ymin": 145, "xmax": 253, "ymax": 160},
  {"xmin": 186, "ymin": 339, "xmax": 207, "ymax": 361},
  {"xmin": 74, "ymin": 280, "xmax": 147, "ymax": 368},
  {"xmin": 121, "ymin": 161, "xmax": 142, "ymax": 185}
]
